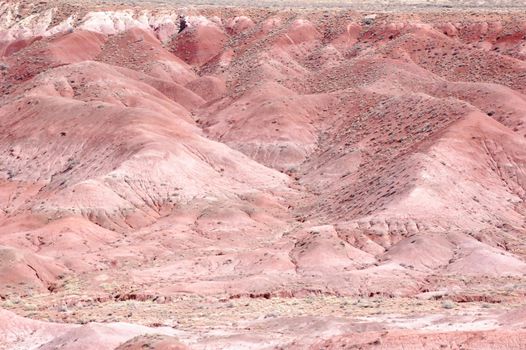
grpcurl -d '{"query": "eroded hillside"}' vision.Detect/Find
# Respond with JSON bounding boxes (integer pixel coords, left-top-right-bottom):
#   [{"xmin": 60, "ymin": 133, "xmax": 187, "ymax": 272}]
[{"xmin": 1, "ymin": 0, "xmax": 526, "ymax": 348}]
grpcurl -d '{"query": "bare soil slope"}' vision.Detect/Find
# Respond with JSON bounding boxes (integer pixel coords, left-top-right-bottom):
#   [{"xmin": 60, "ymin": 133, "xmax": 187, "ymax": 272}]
[{"xmin": 1, "ymin": 0, "xmax": 526, "ymax": 348}]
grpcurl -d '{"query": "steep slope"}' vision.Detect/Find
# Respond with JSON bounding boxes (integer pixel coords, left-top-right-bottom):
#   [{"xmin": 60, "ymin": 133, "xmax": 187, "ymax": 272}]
[{"xmin": 1, "ymin": 0, "xmax": 526, "ymax": 349}]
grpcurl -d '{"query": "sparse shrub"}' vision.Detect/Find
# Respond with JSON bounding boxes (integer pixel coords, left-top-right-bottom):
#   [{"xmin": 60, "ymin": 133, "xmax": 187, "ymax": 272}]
[{"xmin": 441, "ymin": 300, "xmax": 456, "ymax": 309}]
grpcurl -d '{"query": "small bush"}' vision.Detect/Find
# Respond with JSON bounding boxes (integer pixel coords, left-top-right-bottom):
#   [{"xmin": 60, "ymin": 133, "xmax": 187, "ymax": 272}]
[{"xmin": 441, "ymin": 300, "xmax": 456, "ymax": 309}]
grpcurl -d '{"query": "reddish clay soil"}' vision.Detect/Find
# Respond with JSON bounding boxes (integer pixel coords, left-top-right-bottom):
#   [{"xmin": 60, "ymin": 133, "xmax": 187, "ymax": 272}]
[{"xmin": 1, "ymin": 0, "xmax": 526, "ymax": 348}]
